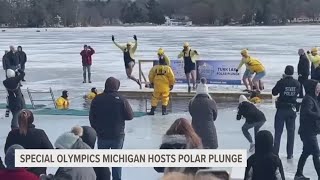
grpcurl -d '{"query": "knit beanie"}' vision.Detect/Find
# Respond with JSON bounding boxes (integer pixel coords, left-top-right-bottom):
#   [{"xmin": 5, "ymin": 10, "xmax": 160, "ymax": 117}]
[
  {"xmin": 71, "ymin": 126, "xmax": 83, "ymax": 137},
  {"xmin": 5, "ymin": 144, "xmax": 24, "ymax": 169},
  {"xmin": 55, "ymin": 132, "xmax": 79, "ymax": 149},
  {"xmin": 285, "ymin": 65, "xmax": 294, "ymax": 76}
]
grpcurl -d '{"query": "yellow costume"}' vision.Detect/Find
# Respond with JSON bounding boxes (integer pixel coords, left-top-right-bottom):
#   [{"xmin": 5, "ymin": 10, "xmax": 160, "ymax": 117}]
[
  {"xmin": 56, "ymin": 97, "xmax": 69, "ymax": 110},
  {"xmin": 308, "ymin": 47, "xmax": 320, "ymax": 68},
  {"xmin": 177, "ymin": 43, "xmax": 198, "ymax": 63},
  {"xmin": 149, "ymin": 64, "xmax": 175, "ymax": 107},
  {"xmin": 158, "ymin": 48, "xmax": 171, "ymax": 66},
  {"xmin": 250, "ymin": 97, "xmax": 262, "ymax": 104},
  {"xmin": 238, "ymin": 50, "xmax": 265, "ymax": 73},
  {"xmin": 113, "ymin": 40, "xmax": 137, "ymax": 61},
  {"xmin": 86, "ymin": 92, "xmax": 97, "ymax": 100}
]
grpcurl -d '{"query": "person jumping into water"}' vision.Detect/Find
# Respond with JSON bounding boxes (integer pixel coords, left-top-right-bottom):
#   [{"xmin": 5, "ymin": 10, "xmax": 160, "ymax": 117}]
[
  {"xmin": 236, "ymin": 49, "xmax": 266, "ymax": 92},
  {"xmin": 112, "ymin": 35, "xmax": 141, "ymax": 88},
  {"xmin": 178, "ymin": 42, "xmax": 199, "ymax": 93}
]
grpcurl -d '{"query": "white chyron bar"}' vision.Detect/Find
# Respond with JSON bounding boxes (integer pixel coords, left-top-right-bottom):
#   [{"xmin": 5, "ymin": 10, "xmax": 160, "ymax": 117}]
[{"xmin": 15, "ymin": 149, "xmax": 247, "ymax": 168}]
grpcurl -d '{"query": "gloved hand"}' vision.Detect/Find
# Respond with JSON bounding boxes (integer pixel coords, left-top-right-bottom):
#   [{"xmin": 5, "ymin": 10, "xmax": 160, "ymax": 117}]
[
  {"xmin": 236, "ymin": 114, "xmax": 242, "ymax": 120},
  {"xmin": 307, "ymin": 51, "xmax": 310, "ymax": 54},
  {"xmin": 112, "ymin": 35, "xmax": 115, "ymax": 42},
  {"xmin": 170, "ymin": 85, "xmax": 174, "ymax": 91},
  {"xmin": 133, "ymin": 35, "xmax": 137, "ymax": 41},
  {"xmin": 236, "ymin": 69, "xmax": 239, "ymax": 73},
  {"xmin": 194, "ymin": 50, "xmax": 198, "ymax": 54}
]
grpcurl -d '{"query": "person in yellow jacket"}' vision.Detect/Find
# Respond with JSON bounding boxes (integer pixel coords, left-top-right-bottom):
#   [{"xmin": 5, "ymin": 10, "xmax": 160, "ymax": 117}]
[
  {"xmin": 236, "ymin": 49, "xmax": 266, "ymax": 92},
  {"xmin": 178, "ymin": 42, "xmax": 199, "ymax": 93},
  {"xmin": 308, "ymin": 47, "xmax": 320, "ymax": 77},
  {"xmin": 158, "ymin": 48, "xmax": 171, "ymax": 66},
  {"xmin": 112, "ymin": 35, "xmax": 141, "ymax": 88},
  {"xmin": 148, "ymin": 57, "xmax": 175, "ymax": 115},
  {"xmin": 85, "ymin": 87, "xmax": 98, "ymax": 100},
  {"xmin": 55, "ymin": 90, "xmax": 70, "ymax": 110},
  {"xmin": 236, "ymin": 49, "xmax": 254, "ymax": 92}
]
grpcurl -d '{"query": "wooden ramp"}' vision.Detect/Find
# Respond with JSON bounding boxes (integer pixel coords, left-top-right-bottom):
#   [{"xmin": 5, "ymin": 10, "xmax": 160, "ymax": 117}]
[{"xmin": 119, "ymin": 89, "xmax": 272, "ymax": 102}]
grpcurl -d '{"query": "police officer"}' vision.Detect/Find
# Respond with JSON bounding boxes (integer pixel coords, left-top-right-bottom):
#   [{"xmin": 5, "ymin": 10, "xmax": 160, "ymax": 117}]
[{"xmin": 272, "ymin": 65, "xmax": 300, "ymax": 159}]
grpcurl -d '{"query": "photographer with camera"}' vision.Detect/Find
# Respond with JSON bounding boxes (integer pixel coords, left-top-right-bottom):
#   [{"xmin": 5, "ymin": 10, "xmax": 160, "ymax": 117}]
[{"xmin": 3, "ymin": 68, "xmax": 26, "ymax": 129}]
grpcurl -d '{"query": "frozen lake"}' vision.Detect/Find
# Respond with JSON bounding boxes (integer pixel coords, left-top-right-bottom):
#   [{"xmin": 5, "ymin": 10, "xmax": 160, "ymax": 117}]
[{"xmin": 0, "ymin": 26, "xmax": 320, "ymax": 179}]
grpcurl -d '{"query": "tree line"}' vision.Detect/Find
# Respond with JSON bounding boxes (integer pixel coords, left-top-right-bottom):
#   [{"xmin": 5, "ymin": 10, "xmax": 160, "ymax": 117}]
[{"xmin": 0, "ymin": 0, "xmax": 319, "ymax": 27}]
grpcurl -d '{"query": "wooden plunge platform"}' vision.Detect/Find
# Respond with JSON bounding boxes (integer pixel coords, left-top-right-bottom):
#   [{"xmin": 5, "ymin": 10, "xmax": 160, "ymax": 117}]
[{"xmin": 118, "ymin": 89, "xmax": 272, "ymax": 102}]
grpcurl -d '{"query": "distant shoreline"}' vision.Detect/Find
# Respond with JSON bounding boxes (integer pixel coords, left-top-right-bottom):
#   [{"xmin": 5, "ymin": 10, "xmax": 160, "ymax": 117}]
[{"xmin": 1, "ymin": 23, "xmax": 320, "ymax": 29}]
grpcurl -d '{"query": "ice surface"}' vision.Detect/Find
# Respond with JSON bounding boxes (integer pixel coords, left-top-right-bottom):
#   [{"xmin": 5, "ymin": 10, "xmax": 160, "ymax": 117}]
[{"xmin": 0, "ymin": 26, "xmax": 320, "ymax": 179}]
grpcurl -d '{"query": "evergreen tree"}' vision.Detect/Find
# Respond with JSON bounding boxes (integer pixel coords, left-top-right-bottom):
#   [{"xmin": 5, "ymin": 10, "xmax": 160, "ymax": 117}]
[{"xmin": 146, "ymin": 0, "xmax": 165, "ymax": 24}]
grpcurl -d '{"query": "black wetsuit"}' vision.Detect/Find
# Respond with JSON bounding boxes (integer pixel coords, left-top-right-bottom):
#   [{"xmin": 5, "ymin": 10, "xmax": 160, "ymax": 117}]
[
  {"xmin": 123, "ymin": 49, "xmax": 135, "ymax": 69},
  {"xmin": 184, "ymin": 50, "xmax": 195, "ymax": 74}
]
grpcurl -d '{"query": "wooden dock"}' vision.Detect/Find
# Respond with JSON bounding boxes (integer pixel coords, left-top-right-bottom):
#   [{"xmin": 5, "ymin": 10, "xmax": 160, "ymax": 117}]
[{"xmin": 119, "ymin": 89, "xmax": 272, "ymax": 102}]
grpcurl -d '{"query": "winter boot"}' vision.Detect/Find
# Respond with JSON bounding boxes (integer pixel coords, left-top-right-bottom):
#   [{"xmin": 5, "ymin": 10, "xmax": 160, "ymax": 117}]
[
  {"xmin": 162, "ymin": 106, "xmax": 168, "ymax": 115},
  {"xmin": 294, "ymin": 175, "xmax": 310, "ymax": 180},
  {"xmin": 147, "ymin": 106, "xmax": 156, "ymax": 115}
]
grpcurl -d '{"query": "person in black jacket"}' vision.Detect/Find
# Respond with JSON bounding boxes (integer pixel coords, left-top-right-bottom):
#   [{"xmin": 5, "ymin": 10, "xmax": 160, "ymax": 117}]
[
  {"xmin": 6, "ymin": 46, "xmax": 19, "ymax": 70},
  {"xmin": 4, "ymin": 109, "xmax": 53, "ymax": 176},
  {"xmin": 89, "ymin": 77, "xmax": 133, "ymax": 180},
  {"xmin": 237, "ymin": 95, "xmax": 266, "ymax": 152},
  {"xmin": 294, "ymin": 79, "xmax": 320, "ymax": 180},
  {"xmin": 79, "ymin": 126, "xmax": 111, "ymax": 180},
  {"xmin": 272, "ymin": 65, "xmax": 300, "ymax": 159},
  {"xmin": 298, "ymin": 49, "xmax": 310, "ymax": 98},
  {"xmin": 3, "ymin": 69, "xmax": 26, "ymax": 129},
  {"xmin": 17, "ymin": 46, "xmax": 27, "ymax": 81},
  {"xmin": 244, "ymin": 130, "xmax": 285, "ymax": 180}
]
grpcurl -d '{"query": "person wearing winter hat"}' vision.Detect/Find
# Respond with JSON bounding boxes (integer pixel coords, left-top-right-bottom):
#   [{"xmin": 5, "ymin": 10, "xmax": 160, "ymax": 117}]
[
  {"xmin": 48, "ymin": 131, "xmax": 96, "ymax": 180},
  {"xmin": 189, "ymin": 77, "xmax": 218, "ymax": 149},
  {"xmin": 298, "ymin": 49, "xmax": 310, "ymax": 98},
  {"xmin": 55, "ymin": 90, "xmax": 70, "ymax": 110},
  {"xmin": 112, "ymin": 35, "xmax": 141, "ymax": 88},
  {"xmin": 0, "ymin": 144, "xmax": 39, "ymax": 180},
  {"xmin": 4, "ymin": 110, "xmax": 53, "ymax": 176},
  {"xmin": 90, "ymin": 77, "xmax": 133, "ymax": 180},
  {"xmin": 178, "ymin": 42, "xmax": 199, "ymax": 93},
  {"xmin": 272, "ymin": 65, "xmax": 300, "ymax": 159},
  {"xmin": 294, "ymin": 79, "xmax": 320, "ymax": 180},
  {"xmin": 3, "ymin": 68, "xmax": 26, "ymax": 129},
  {"xmin": 244, "ymin": 130, "xmax": 285, "ymax": 180},
  {"xmin": 237, "ymin": 95, "xmax": 266, "ymax": 152},
  {"xmin": 80, "ymin": 126, "xmax": 111, "ymax": 180}
]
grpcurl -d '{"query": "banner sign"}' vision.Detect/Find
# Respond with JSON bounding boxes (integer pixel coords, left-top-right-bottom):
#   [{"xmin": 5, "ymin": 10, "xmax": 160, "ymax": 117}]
[
  {"xmin": 197, "ymin": 60, "xmax": 241, "ymax": 85},
  {"xmin": 150, "ymin": 60, "xmax": 241, "ymax": 85}
]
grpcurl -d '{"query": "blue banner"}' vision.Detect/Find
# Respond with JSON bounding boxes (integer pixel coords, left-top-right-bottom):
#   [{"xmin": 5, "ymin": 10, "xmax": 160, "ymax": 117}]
[{"xmin": 151, "ymin": 60, "xmax": 241, "ymax": 85}]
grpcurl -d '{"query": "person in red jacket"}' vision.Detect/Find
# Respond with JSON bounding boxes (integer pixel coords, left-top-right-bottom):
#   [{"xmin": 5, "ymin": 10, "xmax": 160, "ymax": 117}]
[
  {"xmin": 0, "ymin": 144, "xmax": 39, "ymax": 180},
  {"xmin": 80, "ymin": 45, "xmax": 95, "ymax": 83}
]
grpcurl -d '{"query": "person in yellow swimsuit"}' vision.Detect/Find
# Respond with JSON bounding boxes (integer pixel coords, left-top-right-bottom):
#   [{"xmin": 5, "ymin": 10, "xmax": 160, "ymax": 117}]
[
  {"xmin": 56, "ymin": 90, "xmax": 69, "ymax": 109},
  {"xmin": 112, "ymin": 35, "xmax": 141, "ymax": 88},
  {"xmin": 178, "ymin": 42, "xmax": 199, "ymax": 93},
  {"xmin": 148, "ymin": 55, "xmax": 175, "ymax": 115},
  {"xmin": 236, "ymin": 49, "xmax": 266, "ymax": 92}
]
